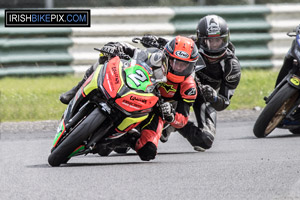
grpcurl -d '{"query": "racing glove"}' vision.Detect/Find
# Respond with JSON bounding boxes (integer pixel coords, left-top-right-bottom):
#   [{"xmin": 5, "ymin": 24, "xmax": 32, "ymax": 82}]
[
  {"xmin": 160, "ymin": 102, "xmax": 175, "ymax": 123},
  {"xmin": 100, "ymin": 42, "xmax": 135, "ymax": 58},
  {"xmin": 141, "ymin": 34, "xmax": 168, "ymax": 50},
  {"xmin": 200, "ymin": 85, "xmax": 218, "ymax": 103},
  {"xmin": 100, "ymin": 42, "xmax": 124, "ymax": 55},
  {"xmin": 141, "ymin": 34, "xmax": 158, "ymax": 48},
  {"xmin": 157, "ymin": 37, "xmax": 168, "ymax": 48}
]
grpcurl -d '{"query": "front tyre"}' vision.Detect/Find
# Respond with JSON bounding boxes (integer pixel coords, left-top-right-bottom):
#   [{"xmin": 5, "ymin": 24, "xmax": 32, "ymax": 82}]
[
  {"xmin": 48, "ymin": 108, "xmax": 106, "ymax": 167},
  {"xmin": 253, "ymin": 83, "xmax": 299, "ymax": 138}
]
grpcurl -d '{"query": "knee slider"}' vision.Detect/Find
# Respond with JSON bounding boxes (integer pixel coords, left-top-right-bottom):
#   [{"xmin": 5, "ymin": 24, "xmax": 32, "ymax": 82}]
[
  {"xmin": 188, "ymin": 128, "xmax": 215, "ymax": 150},
  {"xmin": 199, "ymin": 131, "xmax": 215, "ymax": 149}
]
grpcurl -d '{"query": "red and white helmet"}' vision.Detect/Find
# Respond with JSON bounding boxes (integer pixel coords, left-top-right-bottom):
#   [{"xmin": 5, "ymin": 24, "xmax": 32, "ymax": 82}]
[{"xmin": 163, "ymin": 36, "xmax": 199, "ymax": 83}]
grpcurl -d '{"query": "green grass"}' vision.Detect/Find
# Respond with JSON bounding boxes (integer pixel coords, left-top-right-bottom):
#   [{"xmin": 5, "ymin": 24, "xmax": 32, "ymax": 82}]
[
  {"xmin": 228, "ymin": 68, "xmax": 279, "ymax": 110},
  {"xmin": 0, "ymin": 69, "xmax": 280, "ymax": 122},
  {"xmin": 0, "ymin": 75, "xmax": 82, "ymax": 122}
]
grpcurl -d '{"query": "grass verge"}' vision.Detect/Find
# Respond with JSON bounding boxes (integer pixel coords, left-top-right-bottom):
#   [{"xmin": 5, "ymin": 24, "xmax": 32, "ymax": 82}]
[
  {"xmin": 228, "ymin": 68, "xmax": 278, "ymax": 110},
  {"xmin": 0, "ymin": 69, "xmax": 279, "ymax": 122},
  {"xmin": 0, "ymin": 75, "xmax": 81, "ymax": 122}
]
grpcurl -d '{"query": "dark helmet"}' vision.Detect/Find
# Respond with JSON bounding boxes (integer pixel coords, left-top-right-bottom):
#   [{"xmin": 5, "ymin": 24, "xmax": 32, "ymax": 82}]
[
  {"xmin": 163, "ymin": 36, "xmax": 199, "ymax": 83},
  {"xmin": 197, "ymin": 15, "xmax": 229, "ymax": 61}
]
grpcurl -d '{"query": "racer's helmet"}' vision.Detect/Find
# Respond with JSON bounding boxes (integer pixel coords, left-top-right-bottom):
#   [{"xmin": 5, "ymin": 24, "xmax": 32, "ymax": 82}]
[
  {"xmin": 163, "ymin": 36, "xmax": 199, "ymax": 83},
  {"xmin": 197, "ymin": 15, "xmax": 229, "ymax": 62}
]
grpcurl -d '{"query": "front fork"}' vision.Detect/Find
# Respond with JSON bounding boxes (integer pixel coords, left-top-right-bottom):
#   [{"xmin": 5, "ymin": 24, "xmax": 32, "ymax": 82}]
[
  {"xmin": 275, "ymin": 75, "xmax": 300, "ymax": 125},
  {"xmin": 52, "ymin": 101, "xmax": 96, "ymax": 148}
]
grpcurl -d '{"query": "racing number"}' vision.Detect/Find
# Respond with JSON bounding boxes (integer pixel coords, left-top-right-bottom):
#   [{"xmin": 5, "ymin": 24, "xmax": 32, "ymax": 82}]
[{"xmin": 128, "ymin": 69, "xmax": 147, "ymax": 87}]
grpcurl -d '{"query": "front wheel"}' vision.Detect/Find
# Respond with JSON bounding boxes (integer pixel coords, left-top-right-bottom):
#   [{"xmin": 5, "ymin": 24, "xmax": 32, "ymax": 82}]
[
  {"xmin": 253, "ymin": 83, "xmax": 299, "ymax": 138},
  {"xmin": 48, "ymin": 108, "xmax": 106, "ymax": 166}
]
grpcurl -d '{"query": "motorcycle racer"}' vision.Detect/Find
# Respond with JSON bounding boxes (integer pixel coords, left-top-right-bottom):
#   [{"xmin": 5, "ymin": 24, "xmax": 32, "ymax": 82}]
[
  {"xmin": 59, "ymin": 36, "xmax": 200, "ymax": 161},
  {"xmin": 136, "ymin": 36, "xmax": 199, "ymax": 160},
  {"xmin": 142, "ymin": 15, "xmax": 241, "ymax": 151}
]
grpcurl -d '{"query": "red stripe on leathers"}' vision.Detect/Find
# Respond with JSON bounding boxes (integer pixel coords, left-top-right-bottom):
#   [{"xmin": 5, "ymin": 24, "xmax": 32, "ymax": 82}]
[{"xmin": 135, "ymin": 117, "xmax": 164, "ymax": 151}]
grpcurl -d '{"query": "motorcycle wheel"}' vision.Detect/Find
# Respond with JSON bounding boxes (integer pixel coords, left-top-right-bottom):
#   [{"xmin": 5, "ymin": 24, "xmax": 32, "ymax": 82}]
[
  {"xmin": 48, "ymin": 108, "xmax": 106, "ymax": 167},
  {"xmin": 253, "ymin": 83, "xmax": 299, "ymax": 138}
]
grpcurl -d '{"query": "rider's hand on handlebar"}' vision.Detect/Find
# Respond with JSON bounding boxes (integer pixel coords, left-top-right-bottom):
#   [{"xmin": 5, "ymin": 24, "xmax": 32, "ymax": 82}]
[
  {"xmin": 157, "ymin": 37, "xmax": 168, "ymax": 48},
  {"xmin": 160, "ymin": 102, "xmax": 175, "ymax": 123},
  {"xmin": 200, "ymin": 85, "xmax": 218, "ymax": 103},
  {"xmin": 100, "ymin": 42, "xmax": 125, "ymax": 56},
  {"xmin": 141, "ymin": 35, "xmax": 158, "ymax": 48}
]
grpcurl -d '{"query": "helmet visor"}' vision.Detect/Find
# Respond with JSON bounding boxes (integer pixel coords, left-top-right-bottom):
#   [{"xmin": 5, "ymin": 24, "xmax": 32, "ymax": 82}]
[
  {"xmin": 169, "ymin": 58, "xmax": 195, "ymax": 77},
  {"xmin": 200, "ymin": 35, "xmax": 228, "ymax": 53}
]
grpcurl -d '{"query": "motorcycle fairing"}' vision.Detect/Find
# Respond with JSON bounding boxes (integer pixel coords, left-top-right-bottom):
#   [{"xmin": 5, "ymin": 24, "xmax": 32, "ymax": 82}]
[
  {"xmin": 115, "ymin": 91, "xmax": 158, "ymax": 112},
  {"xmin": 124, "ymin": 64, "xmax": 153, "ymax": 92},
  {"xmin": 83, "ymin": 66, "xmax": 102, "ymax": 96},
  {"xmin": 53, "ymin": 120, "xmax": 66, "ymax": 147},
  {"xmin": 288, "ymin": 75, "xmax": 300, "ymax": 89},
  {"xmin": 103, "ymin": 56, "xmax": 124, "ymax": 98},
  {"xmin": 69, "ymin": 65, "xmax": 103, "ymax": 117},
  {"xmin": 116, "ymin": 115, "xmax": 148, "ymax": 132},
  {"xmin": 68, "ymin": 145, "xmax": 85, "ymax": 158}
]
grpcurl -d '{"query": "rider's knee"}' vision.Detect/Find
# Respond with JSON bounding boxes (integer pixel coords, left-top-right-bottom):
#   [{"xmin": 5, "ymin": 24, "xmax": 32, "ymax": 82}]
[{"xmin": 137, "ymin": 142, "xmax": 157, "ymax": 161}]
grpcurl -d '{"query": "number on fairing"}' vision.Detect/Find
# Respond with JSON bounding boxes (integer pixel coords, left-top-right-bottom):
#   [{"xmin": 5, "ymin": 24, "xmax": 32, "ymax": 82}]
[{"xmin": 128, "ymin": 70, "xmax": 147, "ymax": 87}]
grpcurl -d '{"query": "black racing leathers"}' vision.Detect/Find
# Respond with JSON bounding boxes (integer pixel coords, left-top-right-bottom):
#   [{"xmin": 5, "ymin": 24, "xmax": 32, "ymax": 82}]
[{"xmin": 178, "ymin": 44, "xmax": 241, "ymax": 150}]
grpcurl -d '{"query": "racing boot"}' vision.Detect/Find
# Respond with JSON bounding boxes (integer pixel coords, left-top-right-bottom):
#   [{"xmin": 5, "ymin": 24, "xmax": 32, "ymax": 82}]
[
  {"xmin": 193, "ymin": 118, "xmax": 216, "ymax": 152},
  {"xmin": 59, "ymin": 65, "xmax": 95, "ymax": 104},
  {"xmin": 177, "ymin": 118, "xmax": 216, "ymax": 152},
  {"xmin": 114, "ymin": 128, "xmax": 140, "ymax": 154},
  {"xmin": 59, "ymin": 78, "xmax": 86, "ymax": 104}
]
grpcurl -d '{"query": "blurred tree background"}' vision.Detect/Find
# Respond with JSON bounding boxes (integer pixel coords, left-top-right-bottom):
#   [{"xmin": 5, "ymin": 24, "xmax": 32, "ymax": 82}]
[{"xmin": 1, "ymin": 0, "xmax": 300, "ymax": 8}]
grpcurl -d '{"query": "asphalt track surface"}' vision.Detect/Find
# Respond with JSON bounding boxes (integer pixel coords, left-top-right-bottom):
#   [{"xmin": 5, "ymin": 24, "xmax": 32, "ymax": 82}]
[{"xmin": 1, "ymin": 117, "xmax": 300, "ymax": 200}]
